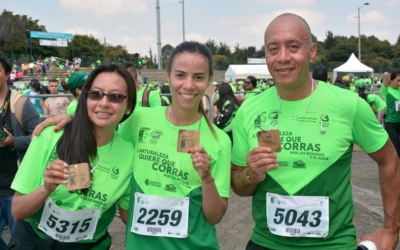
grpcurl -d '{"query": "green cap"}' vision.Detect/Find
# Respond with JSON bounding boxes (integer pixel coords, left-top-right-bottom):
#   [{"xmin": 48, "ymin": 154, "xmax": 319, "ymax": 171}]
[
  {"xmin": 68, "ymin": 71, "xmax": 88, "ymax": 89},
  {"xmin": 58, "ymin": 87, "xmax": 64, "ymax": 92}
]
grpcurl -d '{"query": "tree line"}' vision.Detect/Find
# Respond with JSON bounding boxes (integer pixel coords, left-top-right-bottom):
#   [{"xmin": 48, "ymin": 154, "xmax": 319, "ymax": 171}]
[{"xmin": 1, "ymin": 10, "xmax": 399, "ymax": 72}]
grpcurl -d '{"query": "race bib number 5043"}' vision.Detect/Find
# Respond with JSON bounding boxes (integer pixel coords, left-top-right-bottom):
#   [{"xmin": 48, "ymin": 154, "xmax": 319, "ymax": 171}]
[
  {"xmin": 131, "ymin": 193, "xmax": 189, "ymax": 238},
  {"xmin": 266, "ymin": 192, "xmax": 329, "ymax": 238},
  {"xmin": 39, "ymin": 199, "xmax": 100, "ymax": 242}
]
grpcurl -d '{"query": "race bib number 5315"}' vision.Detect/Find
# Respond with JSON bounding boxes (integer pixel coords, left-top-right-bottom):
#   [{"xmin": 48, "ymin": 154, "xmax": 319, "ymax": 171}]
[
  {"xmin": 39, "ymin": 199, "xmax": 100, "ymax": 242},
  {"xmin": 266, "ymin": 193, "xmax": 329, "ymax": 238},
  {"xmin": 131, "ymin": 193, "xmax": 189, "ymax": 238}
]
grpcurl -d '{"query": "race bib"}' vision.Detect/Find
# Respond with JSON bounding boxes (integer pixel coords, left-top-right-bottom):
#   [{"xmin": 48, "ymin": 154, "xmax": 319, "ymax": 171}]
[
  {"xmin": 266, "ymin": 192, "xmax": 329, "ymax": 238},
  {"xmin": 38, "ymin": 199, "xmax": 100, "ymax": 242},
  {"xmin": 131, "ymin": 193, "xmax": 189, "ymax": 238},
  {"xmin": 395, "ymin": 101, "xmax": 400, "ymax": 112}
]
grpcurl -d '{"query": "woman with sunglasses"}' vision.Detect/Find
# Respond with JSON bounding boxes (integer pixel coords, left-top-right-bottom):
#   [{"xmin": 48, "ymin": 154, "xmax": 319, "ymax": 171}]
[
  {"xmin": 8, "ymin": 63, "xmax": 136, "ymax": 250},
  {"xmin": 32, "ymin": 42, "xmax": 232, "ymax": 250}
]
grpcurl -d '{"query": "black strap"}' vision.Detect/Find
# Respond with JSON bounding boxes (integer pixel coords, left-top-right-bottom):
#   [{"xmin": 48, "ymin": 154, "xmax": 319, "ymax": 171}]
[{"xmin": 0, "ymin": 89, "xmax": 13, "ymax": 134}]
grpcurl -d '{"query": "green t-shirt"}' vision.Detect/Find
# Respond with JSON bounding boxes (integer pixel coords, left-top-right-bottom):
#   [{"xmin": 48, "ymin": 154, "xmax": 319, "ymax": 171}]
[
  {"xmin": 118, "ymin": 107, "xmax": 231, "ymax": 250},
  {"xmin": 232, "ymin": 82, "xmax": 388, "ymax": 250},
  {"xmin": 161, "ymin": 96, "xmax": 170, "ymax": 106},
  {"xmin": 67, "ymin": 99, "xmax": 78, "ymax": 115},
  {"xmin": 245, "ymin": 90, "xmax": 260, "ymax": 99},
  {"xmin": 136, "ymin": 88, "xmax": 161, "ymax": 108},
  {"xmin": 11, "ymin": 127, "xmax": 134, "ymax": 249},
  {"xmin": 349, "ymin": 85, "xmax": 357, "ymax": 92},
  {"xmin": 366, "ymin": 94, "xmax": 386, "ymax": 112},
  {"xmin": 380, "ymin": 85, "xmax": 400, "ymax": 122}
]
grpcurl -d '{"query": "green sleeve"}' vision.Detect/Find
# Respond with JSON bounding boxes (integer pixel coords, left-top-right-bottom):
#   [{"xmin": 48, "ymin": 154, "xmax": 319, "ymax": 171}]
[
  {"xmin": 11, "ymin": 127, "xmax": 59, "ymax": 195},
  {"xmin": 231, "ymin": 105, "xmax": 249, "ymax": 167},
  {"xmin": 352, "ymin": 98, "xmax": 388, "ymax": 153},
  {"xmin": 149, "ymin": 91, "xmax": 161, "ymax": 107},
  {"xmin": 118, "ymin": 180, "xmax": 132, "ymax": 210},
  {"xmin": 366, "ymin": 94, "xmax": 375, "ymax": 106},
  {"xmin": 211, "ymin": 139, "xmax": 232, "ymax": 198}
]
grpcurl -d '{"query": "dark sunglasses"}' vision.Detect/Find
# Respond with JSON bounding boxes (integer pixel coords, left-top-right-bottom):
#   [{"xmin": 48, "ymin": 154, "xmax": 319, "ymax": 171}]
[
  {"xmin": 244, "ymin": 81, "xmax": 251, "ymax": 84},
  {"xmin": 87, "ymin": 90, "xmax": 127, "ymax": 103}
]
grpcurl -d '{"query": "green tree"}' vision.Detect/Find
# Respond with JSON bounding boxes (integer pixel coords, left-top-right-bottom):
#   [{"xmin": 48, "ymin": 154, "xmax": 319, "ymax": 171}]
[
  {"xmin": 161, "ymin": 44, "xmax": 174, "ymax": 60},
  {"xmin": 324, "ymin": 31, "xmax": 336, "ymax": 50},
  {"xmin": 217, "ymin": 42, "xmax": 231, "ymax": 57},
  {"xmin": 204, "ymin": 39, "xmax": 218, "ymax": 55}
]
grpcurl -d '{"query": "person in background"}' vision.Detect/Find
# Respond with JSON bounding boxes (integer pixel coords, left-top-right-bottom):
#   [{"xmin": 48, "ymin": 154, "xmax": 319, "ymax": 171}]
[
  {"xmin": 66, "ymin": 71, "xmax": 88, "ymax": 115},
  {"xmin": 44, "ymin": 80, "xmax": 70, "ymax": 117},
  {"xmin": 213, "ymin": 82, "xmax": 240, "ymax": 143},
  {"xmin": 358, "ymin": 85, "xmax": 386, "ymax": 124},
  {"xmin": 30, "ymin": 80, "xmax": 45, "ymax": 116},
  {"xmin": 312, "ymin": 65, "xmax": 328, "ymax": 82},
  {"xmin": 160, "ymin": 85, "xmax": 171, "ymax": 106}
]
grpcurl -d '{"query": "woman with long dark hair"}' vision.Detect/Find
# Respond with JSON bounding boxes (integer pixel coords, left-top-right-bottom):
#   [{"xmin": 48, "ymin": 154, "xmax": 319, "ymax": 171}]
[
  {"xmin": 213, "ymin": 82, "xmax": 239, "ymax": 142},
  {"xmin": 9, "ymin": 63, "xmax": 136, "ymax": 250},
  {"xmin": 382, "ymin": 70, "xmax": 400, "ymax": 157},
  {"xmin": 119, "ymin": 41, "xmax": 231, "ymax": 250}
]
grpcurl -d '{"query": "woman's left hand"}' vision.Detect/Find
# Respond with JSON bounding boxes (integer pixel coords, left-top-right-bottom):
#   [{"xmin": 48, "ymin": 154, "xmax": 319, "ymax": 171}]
[{"xmin": 189, "ymin": 146, "xmax": 211, "ymax": 180}]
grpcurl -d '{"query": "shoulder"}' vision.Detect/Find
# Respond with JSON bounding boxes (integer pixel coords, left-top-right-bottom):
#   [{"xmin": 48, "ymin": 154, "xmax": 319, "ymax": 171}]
[{"xmin": 239, "ymin": 88, "xmax": 273, "ymax": 112}]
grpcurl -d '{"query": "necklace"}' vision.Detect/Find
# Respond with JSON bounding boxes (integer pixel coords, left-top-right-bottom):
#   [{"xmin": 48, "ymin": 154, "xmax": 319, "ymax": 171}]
[
  {"xmin": 271, "ymin": 77, "xmax": 315, "ymax": 130},
  {"xmin": 168, "ymin": 106, "xmax": 202, "ymax": 129},
  {"xmin": 90, "ymin": 136, "xmax": 114, "ymax": 173}
]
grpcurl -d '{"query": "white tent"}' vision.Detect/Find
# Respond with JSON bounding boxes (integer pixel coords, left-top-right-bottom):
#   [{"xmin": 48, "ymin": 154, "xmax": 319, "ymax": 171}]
[
  {"xmin": 332, "ymin": 53, "xmax": 373, "ymax": 81},
  {"xmin": 225, "ymin": 64, "xmax": 271, "ymax": 83}
]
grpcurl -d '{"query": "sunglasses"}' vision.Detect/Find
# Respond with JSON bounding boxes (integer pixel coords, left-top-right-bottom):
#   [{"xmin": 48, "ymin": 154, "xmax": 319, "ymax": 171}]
[
  {"xmin": 87, "ymin": 90, "xmax": 127, "ymax": 103},
  {"xmin": 244, "ymin": 81, "xmax": 251, "ymax": 84}
]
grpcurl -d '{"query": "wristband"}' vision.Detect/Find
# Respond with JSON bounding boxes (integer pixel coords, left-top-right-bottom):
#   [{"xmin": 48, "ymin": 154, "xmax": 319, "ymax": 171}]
[{"xmin": 246, "ymin": 171, "xmax": 265, "ymax": 183}]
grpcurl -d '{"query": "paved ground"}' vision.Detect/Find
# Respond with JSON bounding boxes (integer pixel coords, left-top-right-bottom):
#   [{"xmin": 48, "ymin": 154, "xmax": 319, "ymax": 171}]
[{"xmin": 2, "ymin": 151, "xmax": 399, "ymax": 249}]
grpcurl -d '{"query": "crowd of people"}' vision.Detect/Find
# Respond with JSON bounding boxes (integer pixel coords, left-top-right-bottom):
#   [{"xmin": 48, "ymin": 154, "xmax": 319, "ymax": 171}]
[{"xmin": 0, "ymin": 12, "xmax": 399, "ymax": 250}]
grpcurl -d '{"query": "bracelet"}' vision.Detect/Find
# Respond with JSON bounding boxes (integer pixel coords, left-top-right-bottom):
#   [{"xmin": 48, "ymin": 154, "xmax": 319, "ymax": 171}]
[
  {"xmin": 201, "ymin": 176, "xmax": 215, "ymax": 184},
  {"xmin": 246, "ymin": 171, "xmax": 265, "ymax": 183}
]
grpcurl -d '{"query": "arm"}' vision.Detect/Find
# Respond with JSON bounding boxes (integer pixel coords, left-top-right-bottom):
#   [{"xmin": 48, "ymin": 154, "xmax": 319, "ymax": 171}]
[
  {"xmin": 118, "ymin": 206, "xmax": 128, "ymax": 225},
  {"xmin": 39, "ymin": 99, "xmax": 45, "ymax": 113},
  {"xmin": 359, "ymin": 139, "xmax": 400, "ymax": 249},
  {"xmin": 382, "ymin": 72, "xmax": 390, "ymax": 88},
  {"xmin": 189, "ymin": 146, "xmax": 228, "ymax": 225},
  {"xmin": 12, "ymin": 99, "xmax": 41, "ymax": 150},
  {"xmin": 213, "ymin": 105, "xmax": 219, "ymax": 118},
  {"xmin": 12, "ymin": 160, "xmax": 68, "ymax": 221},
  {"xmin": 216, "ymin": 104, "xmax": 235, "ymax": 126},
  {"xmin": 231, "ymin": 147, "xmax": 278, "ymax": 197},
  {"xmin": 32, "ymin": 114, "xmax": 72, "ymax": 137}
]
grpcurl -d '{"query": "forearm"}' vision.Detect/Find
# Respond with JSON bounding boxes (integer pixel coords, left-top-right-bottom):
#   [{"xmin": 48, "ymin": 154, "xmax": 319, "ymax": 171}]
[
  {"xmin": 118, "ymin": 206, "xmax": 128, "ymax": 225},
  {"xmin": 201, "ymin": 176, "xmax": 228, "ymax": 225},
  {"xmin": 12, "ymin": 186, "xmax": 51, "ymax": 221},
  {"xmin": 379, "ymin": 159, "xmax": 400, "ymax": 232},
  {"xmin": 231, "ymin": 167, "xmax": 259, "ymax": 197}
]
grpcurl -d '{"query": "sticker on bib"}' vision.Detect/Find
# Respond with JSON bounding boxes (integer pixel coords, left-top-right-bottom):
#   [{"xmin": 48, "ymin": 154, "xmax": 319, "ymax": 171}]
[
  {"xmin": 38, "ymin": 199, "xmax": 100, "ymax": 242},
  {"xmin": 266, "ymin": 192, "xmax": 329, "ymax": 237},
  {"xmin": 131, "ymin": 193, "xmax": 189, "ymax": 238}
]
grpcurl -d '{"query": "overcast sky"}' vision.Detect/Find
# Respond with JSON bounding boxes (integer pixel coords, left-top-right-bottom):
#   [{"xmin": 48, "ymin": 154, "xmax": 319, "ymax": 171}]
[{"xmin": 2, "ymin": 0, "xmax": 400, "ymax": 57}]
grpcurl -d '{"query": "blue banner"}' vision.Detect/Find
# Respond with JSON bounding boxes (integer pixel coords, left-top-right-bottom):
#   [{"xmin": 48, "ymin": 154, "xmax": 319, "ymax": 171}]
[{"xmin": 30, "ymin": 31, "xmax": 74, "ymax": 40}]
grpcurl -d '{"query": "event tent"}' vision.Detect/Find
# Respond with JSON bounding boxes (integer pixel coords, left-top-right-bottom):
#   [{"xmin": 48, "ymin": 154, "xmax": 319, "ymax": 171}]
[
  {"xmin": 332, "ymin": 53, "xmax": 373, "ymax": 81},
  {"xmin": 225, "ymin": 64, "xmax": 271, "ymax": 83}
]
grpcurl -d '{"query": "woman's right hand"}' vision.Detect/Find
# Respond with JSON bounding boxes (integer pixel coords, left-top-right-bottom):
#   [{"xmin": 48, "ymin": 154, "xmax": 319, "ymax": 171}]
[
  {"xmin": 32, "ymin": 114, "xmax": 73, "ymax": 139},
  {"xmin": 43, "ymin": 160, "xmax": 68, "ymax": 194}
]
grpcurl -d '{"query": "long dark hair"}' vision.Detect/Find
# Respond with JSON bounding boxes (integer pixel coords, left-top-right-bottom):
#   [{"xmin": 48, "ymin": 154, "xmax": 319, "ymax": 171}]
[
  {"xmin": 390, "ymin": 70, "xmax": 400, "ymax": 83},
  {"xmin": 217, "ymin": 83, "xmax": 239, "ymax": 111},
  {"xmin": 57, "ymin": 63, "xmax": 136, "ymax": 174},
  {"xmin": 357, "ymin": 85, "xmax": 368, "ymax": 101},
  {"xmin": 167, "ymin": 41, "xmax": 217, "ymax": 137}
]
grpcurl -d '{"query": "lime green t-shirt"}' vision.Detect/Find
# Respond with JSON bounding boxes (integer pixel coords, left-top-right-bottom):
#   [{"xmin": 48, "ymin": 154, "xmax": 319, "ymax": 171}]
[
  {"xmin": 366, "ymin": 93, "xmax": 386, "ymax": 112},
  {"xmin": 349, "ymin": 85, "xmax": 357, "ymax": 92},
  {"xmin": 136, "ymin": 88, "xmax": 161, "ymax": 108},
  {"xmin": 245, "ymin": 90, "xmax": 260, "ymax": 99},
  {"xmin": 161, "ymin": 96, "xmax": 170, "ymax": 106},
  {"xmin": 232, "ymin": 82, "xmax": 388, "ymax": 250},
  {"xmin": 380, "ymin": 85, "xmax": 400, "ymax": 122},
  {"xmin": 66, "ymin": 99, "xmax": 78, "ymax": 115},
  {"xmin": 11, "ymin": 127, "xmax": 134, "ymax": 249},
  {"xmin": 118, "ymin": 107, "xmax": 231, "ymax": 250}
]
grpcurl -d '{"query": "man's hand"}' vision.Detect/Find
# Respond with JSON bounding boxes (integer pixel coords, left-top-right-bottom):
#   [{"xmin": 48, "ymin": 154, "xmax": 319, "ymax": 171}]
[
  {"xmin": 359, "ymin": 227, "xmax": 398, "ymax": 250},
  {"xmin": 247, "ymin": 147, "xmax": 278, "ymax": 182},
  {"xmin": 0, "ymin": 129, "xmax": 14, "ymax": 147},
  {"xmin": 32, "ymin": 114, "xmax": 72, "ymax": 139}
]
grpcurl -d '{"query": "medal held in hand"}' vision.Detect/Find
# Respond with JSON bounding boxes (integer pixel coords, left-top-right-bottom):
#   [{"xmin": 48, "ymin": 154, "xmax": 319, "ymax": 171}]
[
  {"xmin": 257, "ymin": 129, "xmax": 281, "ymax": 153},
  {"xmin": 67, "ymin": 163, "xmax": 91, "ymax": 191},
  {"xmin": 177, "ymin": 129, "xmax": 200, "ymax": 153}
]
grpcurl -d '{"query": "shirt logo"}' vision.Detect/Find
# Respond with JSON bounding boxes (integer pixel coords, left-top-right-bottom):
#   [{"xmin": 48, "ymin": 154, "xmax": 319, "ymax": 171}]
[
  {"xmin": 293, "ymin": 160, "xmax": 306, "ymax": 169},
  {"xmin": 138, "ymin": 127, "xmax": 150, "ymax": 143},
  {"xmin": 320, "ymin": 114, "xmax": 329, "ymax": 122},
  {"xmin": 165, "ymin": 184, "xmax": 177, "ymax": 193}
]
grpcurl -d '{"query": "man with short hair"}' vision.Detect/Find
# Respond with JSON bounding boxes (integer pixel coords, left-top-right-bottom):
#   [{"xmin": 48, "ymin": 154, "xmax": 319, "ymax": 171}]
[
  {"xmin": 44, "ymin": 79, "xmax": 70, "ymax": 117},
  {"xmin": 122, "ymin": 62, "xmax": 161, "ymax": 108},
  {"xmin": 231, "ymin": 13, "xmax": 399, "ymax": 250}
]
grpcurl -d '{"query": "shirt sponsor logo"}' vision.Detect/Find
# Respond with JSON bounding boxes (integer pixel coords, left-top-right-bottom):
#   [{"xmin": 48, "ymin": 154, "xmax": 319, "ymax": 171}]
[
  {"xmin": 278, "ymin": 161, "xmax": 289, "ymax": 167},
  {"xmin": 111, "ymin": 167, "xmax": 119, "ymax": 180},
  {"xmin": 293, "ymin": 160, "xmax": 306, "ymax": 169},
  {"xmin": 165, "ymin": 184, "xmax": 177, "ymax": 193},
  {"xmin": 320, "ymin": 114, "xmax": 329, "ymax": 122},
  {"xmin": 145, "ymin": 179, "xmax": 161, "ymax": 188},
  {"xmin": 150, "ymin": 129, "xmax": 163, "ymax": 145},
  {"xmin": 138, "ymin": 127, "xmax": 150, "ymax": 143}
]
